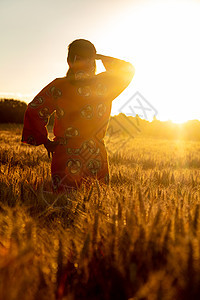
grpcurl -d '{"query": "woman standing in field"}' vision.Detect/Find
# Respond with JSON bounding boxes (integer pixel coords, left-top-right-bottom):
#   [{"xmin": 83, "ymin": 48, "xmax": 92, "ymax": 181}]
[{"xmin": 21, "ymin": 39, "xmax": 135, "ymax": 192}]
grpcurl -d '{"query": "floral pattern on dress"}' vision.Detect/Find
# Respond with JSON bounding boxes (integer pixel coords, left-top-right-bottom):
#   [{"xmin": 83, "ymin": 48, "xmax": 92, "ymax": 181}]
[
  {"xmin": 38, "ymin": 107, "xmax": 50, "ymax": 122},
  {"xmin": 77, "ymin": 86, "xmax": 91, "ymax": 97},
  {"xmin": 82, "ymin": 139, "xmax": 100, "ymax": 155},
  {"xmin": 87, "ymin": 159, "xmax": 101, "ymax": 175},
  {"xmin": 52, "ymin": 174, "xmax": 61, "ymax": 190},
  {"xmin": 26, "ymin": 135, "xmax": 36, "ymax": 145},
  {"xmin": 96, "ymin": 83, "xmax": 107, "ymax": 96},
  {"xmin": 64, "ymin": 127, "xmax": 79, "ymax": 138},
  {"xmin": 49, "ymin": 86, "xmax": 62, "ymax": 100},
  {"xmin": 97, "ymin": 103, "xmax": 107, "ymax": 118},
  {"xmin": 55, "ymin": 107, "xmax": 65, "ymax": 119},
  {"xmin": 66, "ymin": 148, "xmax": 81, "ymax": 155},
  {"xmin": 75, "ymin": 71, "xmax": 90, "ymax": 80},
  {"xmin": 67, "ymin": 159, "xmax": 82, "ymax": 174},
  {"xmin": 80, "ymin": 105, "xmax": 93, "ymax": 119},
  {"xmin": 30, "ymin": 96, "xmax": 45, "ymax": 108}
]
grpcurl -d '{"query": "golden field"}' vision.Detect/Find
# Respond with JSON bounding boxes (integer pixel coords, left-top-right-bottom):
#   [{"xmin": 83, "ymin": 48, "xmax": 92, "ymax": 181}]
[{"xmin": 1, "ymin": 123, "xmax": 200, "ymax": 300}]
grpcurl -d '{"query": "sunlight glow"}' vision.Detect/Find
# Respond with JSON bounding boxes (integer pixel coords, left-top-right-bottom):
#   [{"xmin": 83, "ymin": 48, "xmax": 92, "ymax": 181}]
[
  {"xmin": 1, "ymin": 0, "xmax": 200, "ymax": 123},
  {"xmin": 96, "ymin": 0, "xmax": 200, "ymax": 123}
]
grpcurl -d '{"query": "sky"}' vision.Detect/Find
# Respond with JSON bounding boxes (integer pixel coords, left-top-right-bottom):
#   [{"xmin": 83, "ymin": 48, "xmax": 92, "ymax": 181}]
[{"xmin": 0, "ymin": 0, "xmax": 200, "ymax": 123}]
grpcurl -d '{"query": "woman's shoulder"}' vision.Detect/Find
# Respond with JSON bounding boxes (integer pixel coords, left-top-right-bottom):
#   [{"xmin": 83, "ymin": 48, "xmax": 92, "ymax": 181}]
[
  {"xmin": 49, "ymin": 76, "xmax": 70, "ymax": 90},
  {"xmin": 53, "ymin": 76, "xmax": 67, "ymax": 85}
]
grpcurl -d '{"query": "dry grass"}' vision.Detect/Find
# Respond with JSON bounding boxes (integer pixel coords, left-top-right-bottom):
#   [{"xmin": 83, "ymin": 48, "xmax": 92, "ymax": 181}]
[{"xmin": 1, "ymin": 124, "xmax": 200, "ymax": 299}]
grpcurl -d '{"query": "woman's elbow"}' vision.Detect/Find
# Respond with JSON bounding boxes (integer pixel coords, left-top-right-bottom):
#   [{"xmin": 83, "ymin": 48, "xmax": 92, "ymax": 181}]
[
  {"xmin": 128, "ymin": 63, "xmax": 135, "ymax": 79},
  {"xmin": 124, "ymin": 63, "xmax": 135, "ymax": 85}
]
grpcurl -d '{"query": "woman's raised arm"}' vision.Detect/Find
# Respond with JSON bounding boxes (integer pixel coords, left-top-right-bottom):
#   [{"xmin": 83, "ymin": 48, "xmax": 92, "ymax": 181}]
[{"xmin": 95, "ymin": 54, "xmax": 135, "ymax": 100}]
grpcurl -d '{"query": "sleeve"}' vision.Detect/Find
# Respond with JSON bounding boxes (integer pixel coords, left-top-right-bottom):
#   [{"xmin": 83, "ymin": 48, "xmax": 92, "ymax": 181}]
[
  {"xmin": 21, "ymin": 79, "xmax": 62, "ymax": 146},
  {"xmin": 97, "ymin": 57, "xmax": 135, "ymax": 101}
]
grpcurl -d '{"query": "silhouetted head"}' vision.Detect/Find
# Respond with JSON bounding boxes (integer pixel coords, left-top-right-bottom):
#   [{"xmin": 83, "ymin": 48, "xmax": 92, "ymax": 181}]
[{"xmin": 67, "ymin": 39, "xmax": 97, "ymax": 75}]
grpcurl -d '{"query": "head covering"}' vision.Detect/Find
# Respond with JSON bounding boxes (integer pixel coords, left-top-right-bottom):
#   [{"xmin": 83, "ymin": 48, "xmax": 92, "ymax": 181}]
[
  {"xmin": 66, "ymin": 39, "xmax": 97, "ymax": 83},
  {"xmin": 67, "ymin": 39, "xmax": 96, "ymax": 63}
]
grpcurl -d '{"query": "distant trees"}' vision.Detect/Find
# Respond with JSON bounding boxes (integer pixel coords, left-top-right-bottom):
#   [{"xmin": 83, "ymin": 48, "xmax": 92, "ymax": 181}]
[
  {"xmin": 0, "ymin": 99, "xmax": 55, "ymax": 125},
  {"xmin": 0, "ymin": 99, "xmax": 27, "ymax": 123}
]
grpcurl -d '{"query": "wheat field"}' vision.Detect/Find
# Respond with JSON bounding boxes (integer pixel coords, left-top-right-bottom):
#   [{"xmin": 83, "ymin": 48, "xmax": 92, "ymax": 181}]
[{"xmin": 1, "ymin": 123, "xmax": 200, "ymax": 300}]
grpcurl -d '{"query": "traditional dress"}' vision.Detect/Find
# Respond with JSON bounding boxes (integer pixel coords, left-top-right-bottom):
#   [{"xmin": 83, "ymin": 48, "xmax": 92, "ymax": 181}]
[{"xmin": 21, "ymin": 57, "xmax": 134, "ymax": 192}]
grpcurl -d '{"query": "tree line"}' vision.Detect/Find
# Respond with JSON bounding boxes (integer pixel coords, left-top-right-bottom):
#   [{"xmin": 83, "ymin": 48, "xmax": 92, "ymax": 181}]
[
  {"xmin": 1, "ymin": 98, "xmax": 200, "ymax": 141},
  {"xmin": 0, "ymin": 99, "xmax": 54, "ymax": 125}
]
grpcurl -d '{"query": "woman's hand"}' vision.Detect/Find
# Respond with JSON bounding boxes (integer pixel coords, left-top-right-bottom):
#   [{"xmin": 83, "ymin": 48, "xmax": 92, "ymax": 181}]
[
  {"xmin": 44, "ymin": 139, "xmax": 59, "ymax": 158},
  {"xmin": 95, "ymin": 54, "xmax": 105, "ymax": 60}
]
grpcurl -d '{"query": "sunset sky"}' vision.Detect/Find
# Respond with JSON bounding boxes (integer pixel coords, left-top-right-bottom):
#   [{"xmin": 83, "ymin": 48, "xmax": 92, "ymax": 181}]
[{"xmin": 1, "ymin": 0, "xmax": 200, "ymax": 123}]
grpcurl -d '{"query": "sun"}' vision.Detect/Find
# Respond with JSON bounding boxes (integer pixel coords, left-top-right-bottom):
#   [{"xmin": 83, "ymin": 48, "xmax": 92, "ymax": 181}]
[
  {"xmin": 167, "ymin": 117, "xmax": 189, "ymax": 125},
  {"xmin": 95, "ymin": 0, "xmax": 200, "ymax": 123}
]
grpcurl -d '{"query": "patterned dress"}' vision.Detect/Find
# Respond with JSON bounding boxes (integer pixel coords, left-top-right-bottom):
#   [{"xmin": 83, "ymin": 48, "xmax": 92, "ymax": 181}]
[{"xmin": 21, "ymin": 58, "xmax": 134, "ymax": 192}]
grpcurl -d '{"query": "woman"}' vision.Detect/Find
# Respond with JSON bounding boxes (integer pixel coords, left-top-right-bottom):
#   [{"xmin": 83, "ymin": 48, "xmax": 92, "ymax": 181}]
[{"xmin": 21, "ymin": 39, "xmax": 135, "ymax": 192}]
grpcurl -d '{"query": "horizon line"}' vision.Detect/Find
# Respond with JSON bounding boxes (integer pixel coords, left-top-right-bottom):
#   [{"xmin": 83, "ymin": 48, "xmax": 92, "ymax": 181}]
[{"xmin": 1, "ymin": 95, "xmax": 199, "ymax": 125}]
